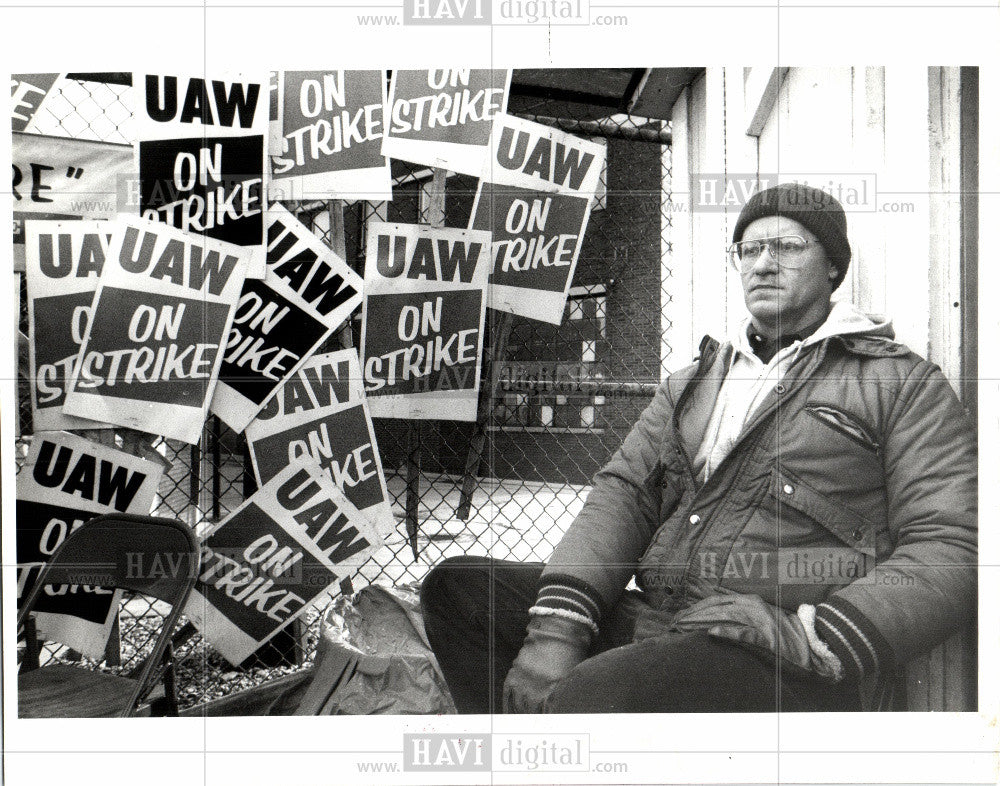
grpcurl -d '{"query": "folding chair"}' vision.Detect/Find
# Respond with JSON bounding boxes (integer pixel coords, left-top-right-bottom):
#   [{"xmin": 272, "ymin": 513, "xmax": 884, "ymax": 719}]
[{"xmin": 18, "ymin": 514, "xmax": 200, "ymax": 718}]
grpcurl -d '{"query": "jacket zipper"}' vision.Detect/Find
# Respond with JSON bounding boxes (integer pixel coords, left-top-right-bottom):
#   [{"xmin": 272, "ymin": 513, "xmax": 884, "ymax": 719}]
[
  {"xmin": 671, "ymin": 343, "xmax": 824, "ymax": 603},
  {"xmin": 641, "ymin": 343, "xmax": 715, "ymax": 596},
  {"xmin": 670, "ymin": 340, "xmax": 718, "ymax": 484},
  {"xmin": 804, "ymin": 404, "xmax": 881, "ymax": 455},
  {"xmin": 675, "ymin": 426, "xmax": 769, "ymax": 602}
]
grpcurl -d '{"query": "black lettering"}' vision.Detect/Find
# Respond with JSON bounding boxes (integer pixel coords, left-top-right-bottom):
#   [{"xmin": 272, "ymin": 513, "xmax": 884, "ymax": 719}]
[
  {"xmin": 272, "ymin": 248, "xmax": 317, "ymax": 292},
  {"xmin": 266, "ymin": 220, "xmax": 298, "ymax": 262},
  {"xmin": 437, "ymin": 239, "xmax": 480, "ymax": 283},
  {"xmin": 301, "ymin": 360, "xmax": 350, "ymax": 408},
  {"xmin": 522, "ymin": 138, "xmax": 552, "ymax": 181},
  {"xmin": 30, "ymin": 163, "xmax": 53, "ymax": 203},
  {"xmin": 179, "ymin": 78, "xmax": 213, "ymax": 125},
  {"xmin": 37, "ymin": 233, "xmax": 69, "ymax": 278},
  {"xmin": 61, "ymin": 454, "xmax": 97, "ymax": 501},
  {"xmin": 374, "ymin": 234, "xmax": 406, "ymax": 278},
  {"xmin": 275, "ymin": 468, "xmax": 319, "ymax": 510},
  {"xmin": 145, "ymin": 75, "xmax": 178, "ymax": 122},
  {"xmin": 97, "ymin": 463, "xmax": 146, "ymax": 512},
  {"xmin": 188, "ymin": 246, "xmax": 238, "ymax": 295},
  {"xmin": 318, "ymin": 516, "xmax": 371, "ymax": 564},
  {"xmin": 148, "ymin": 238, "xmax": 186, "ymax": 286},
  {"xmin": 77, "ymin": 233, "xmax": 108, "ymax": 277},
  {"xmin": 408, "ymin": 237, "xmax": 437, "ymax": 280},
  {"xmin": 212, "ymin": 80, "xmax": 260, "ymax": 128},
  {"xmin": 12, "ymin": 163, "xmax": 23, "ymax": 201},
  {"xmin": 495, "ymin": 125, "xmax": 528, "ymax": 170},
  {"xmin": 32, "ymin": 441, "xmax": 72, "ymax": 487},
  {"xmin": 119, "ymin": 226, "xmax": 157, "ymax": 274},
  {"xmin": 552, "ymin": 144, "xmax": 594, "ymax": 191},
  {"xmin": 299, "ymin": 268, "xmax": 355, "ymax": 316}
]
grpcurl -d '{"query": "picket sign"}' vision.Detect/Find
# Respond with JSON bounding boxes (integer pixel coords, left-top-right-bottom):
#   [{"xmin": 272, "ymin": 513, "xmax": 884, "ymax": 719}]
[
  {"xmin": 382, "ymin": 69, "xmax": 511, "ymax": 177},
  {"xmin": 270, "ymin": 70, "xmax": 392, "ymax": 201},
  {"xmin": 16, "ymin": 431, "xmax": 164, "ymax": 659},
  {"xmin": 475, "ymin": 114, "xmax": 605, "ymax": 324},
  {"xmin": 135, "ymin": 72, "xmax": 270, "ymax": 277},
  {"xmin": 245, "ymin": 349, "xmax": 395, "ymax": 541},
  {"xmin": 360, "ymin": 221, "xmax": 491, "ymax": 421},
  {"xmin": 470, "ymin": 182, "xmax": 594, "ymax": 324},
  {"xmin": 209, "ymin": 203, "xmax": 363, "ymax": 433},
  {"xmin": 25, "ymin": 220, "xmax": 115, "ymax": 431},
  {"xmin": 63, "ymin": 215, "xmax": 252, "ymax": 444},
  {"xmin": 185, "ymin": 458, "xmax": 378, "ymax": 666}
]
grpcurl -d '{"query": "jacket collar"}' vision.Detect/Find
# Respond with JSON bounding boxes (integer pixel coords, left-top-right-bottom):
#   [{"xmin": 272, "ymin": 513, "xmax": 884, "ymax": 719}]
[
  {"xmin": 833, "ymin": 333, "xmax": 911, "ymax": 357},
  {"xmin": 727, "ymin": 300, "xmax": 905, "ymax": 364},
  {"xmin": 676, "ymin": 303, "xmax": 906, "ymax": 472},
  {"xmin": 673, "ymin": 337, "xmax": 733, "ymax": 470}
]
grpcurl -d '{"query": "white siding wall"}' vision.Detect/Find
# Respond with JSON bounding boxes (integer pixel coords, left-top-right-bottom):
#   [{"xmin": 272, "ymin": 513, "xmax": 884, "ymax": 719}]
[{"xmin": 664, "ymin": 66, "xmax": 965, "ymax": 382}]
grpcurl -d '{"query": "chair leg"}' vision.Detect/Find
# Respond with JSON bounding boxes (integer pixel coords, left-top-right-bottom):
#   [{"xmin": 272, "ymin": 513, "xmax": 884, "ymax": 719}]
[
  {"xmin": 21, "ymin": 615, "xmax": 41, "ymax": 673},
  {"xmin": 162, "ymin": 642, "xmax": 179, "ymax": 716}
]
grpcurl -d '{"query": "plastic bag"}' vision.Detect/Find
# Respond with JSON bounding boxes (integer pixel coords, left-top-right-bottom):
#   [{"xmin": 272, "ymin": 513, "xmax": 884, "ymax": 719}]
[{"xmin": 293, "ymin": 583, "xmax": 457, "ymax": 715}]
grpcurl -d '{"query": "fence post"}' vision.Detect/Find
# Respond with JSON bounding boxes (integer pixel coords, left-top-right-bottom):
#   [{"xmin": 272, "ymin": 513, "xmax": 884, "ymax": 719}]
[
  {"xmin": 457, "ymin": 311, "xmax": 514, "ymax": 521},
  {"xmin": 189, "ymin": 441, "xmax": 201, "ymax": 528},
  {"xmin": 328, "ymin": 199, "xmax": 355, "ymax": 350},
  {"xmin": 103, "ymin": 615, "xmax": 121, "ymax": 668},
  {"xmin": 210, "ymin": 416, "xmax": 222, "ymax": 522}
]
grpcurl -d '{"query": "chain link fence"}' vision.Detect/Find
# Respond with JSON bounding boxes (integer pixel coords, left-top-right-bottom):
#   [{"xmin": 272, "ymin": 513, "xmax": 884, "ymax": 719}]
[{"xmin": 15, "ymin": 74, "xmax": 674, "ymax": 709}]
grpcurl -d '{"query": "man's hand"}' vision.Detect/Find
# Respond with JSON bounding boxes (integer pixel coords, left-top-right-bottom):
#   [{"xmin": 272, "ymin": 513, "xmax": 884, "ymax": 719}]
[
  {"xmin": 670, "ymin": 594, "xmax": 843, "ymax": 681},
  {"xmin": 502, "ymin": 614, "xmax": 592, "ymax": 713}
]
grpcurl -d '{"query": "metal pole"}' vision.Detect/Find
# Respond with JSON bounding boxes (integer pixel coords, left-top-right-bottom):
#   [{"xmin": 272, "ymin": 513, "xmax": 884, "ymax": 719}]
[
  {"xmin": 457, "ymin": 312, "xmax": 513, "ymax": 521},
  {"xmin": 517, "ymin": 113, "xmax": 671, "ymax": 145},
  {"xmin": 328, "ymin": 199, "xmax": 355, "ymax": 350},
  {"xmin": 211, "ymin": 416, "xmax": 222, "ymax": 521}
]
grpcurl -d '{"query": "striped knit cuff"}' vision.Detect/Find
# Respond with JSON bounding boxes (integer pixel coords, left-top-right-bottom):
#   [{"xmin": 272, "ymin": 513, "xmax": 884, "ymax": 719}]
[
  {"xmin": 534, "ymin": 573, "xmax": 606, "ymax": 634},
  {"xmin": 815, "ymin": 596, "xmax": 895, "ymax": 681},
  {"xmin": 528, "ymin": 606, "xmax": 600, "ymax": 637}
]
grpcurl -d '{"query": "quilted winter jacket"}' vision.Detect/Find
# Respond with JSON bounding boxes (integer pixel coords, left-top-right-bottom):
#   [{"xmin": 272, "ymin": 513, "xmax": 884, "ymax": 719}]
[{"xmin": 537, "ymin": 315, "xmax": 977, "ymax": 680}]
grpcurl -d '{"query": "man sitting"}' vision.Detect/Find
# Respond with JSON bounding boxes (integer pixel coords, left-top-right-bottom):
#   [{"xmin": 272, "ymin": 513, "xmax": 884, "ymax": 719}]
[{"xmin": 421, "ymin": 183, "xmax": 977, "ymax": 713}]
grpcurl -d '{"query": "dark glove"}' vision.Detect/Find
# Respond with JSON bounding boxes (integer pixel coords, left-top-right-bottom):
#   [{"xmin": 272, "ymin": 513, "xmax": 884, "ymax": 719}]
[
  {"xmin": 670, "ymin": 594, "xmax": 843, "ymax": 681},
  {"xmin": 502, "ymin": 614, "xmax": 592, "ymax": 713}
]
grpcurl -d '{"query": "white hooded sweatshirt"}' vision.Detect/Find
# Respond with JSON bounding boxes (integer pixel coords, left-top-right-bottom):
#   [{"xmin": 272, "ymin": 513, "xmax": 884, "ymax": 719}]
[{"xmin": 693, "ymin": 300, "xmax": 893, "ymax": 482}]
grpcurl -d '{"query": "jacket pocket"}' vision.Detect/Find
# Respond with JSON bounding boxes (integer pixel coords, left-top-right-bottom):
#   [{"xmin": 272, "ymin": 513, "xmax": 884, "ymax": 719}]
[
  {"xmin": 770, "ymin": 467, "xmax": 878, "ymax": 557},
  {"xmin": 804, "ymin": 403, "xmax": 880, "ymax": 455}
]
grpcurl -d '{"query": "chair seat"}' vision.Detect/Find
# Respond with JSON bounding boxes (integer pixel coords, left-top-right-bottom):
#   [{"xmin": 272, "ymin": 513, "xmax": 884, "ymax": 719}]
[{"xmin": 19, "ymin": 665, "xmax": 160, "ymax": 718}]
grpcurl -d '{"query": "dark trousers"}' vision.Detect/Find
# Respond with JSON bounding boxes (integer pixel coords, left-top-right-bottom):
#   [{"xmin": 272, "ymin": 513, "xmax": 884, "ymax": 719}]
[{"xmin": 420, "ymin": 556, "xmax": 863, "ymax": 714}]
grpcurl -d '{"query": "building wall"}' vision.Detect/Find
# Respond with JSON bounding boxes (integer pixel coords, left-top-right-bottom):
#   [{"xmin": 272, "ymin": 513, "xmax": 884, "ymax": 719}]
[{"xmin": 667, "ymin": 67, "xmax": 968, "ymax": 383}]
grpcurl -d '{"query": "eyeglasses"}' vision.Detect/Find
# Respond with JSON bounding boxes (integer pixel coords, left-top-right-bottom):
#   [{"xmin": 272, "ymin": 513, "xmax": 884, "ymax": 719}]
[{"xmin": 727, "ymin": 235, "xmax": 817, "ymax": 271}]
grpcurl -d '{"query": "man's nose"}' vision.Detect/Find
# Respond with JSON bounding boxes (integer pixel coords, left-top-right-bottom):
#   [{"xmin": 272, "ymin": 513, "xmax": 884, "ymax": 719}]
[{"xmin": 750, "ymin": 243, "xmax": 779, "ymax": 273}]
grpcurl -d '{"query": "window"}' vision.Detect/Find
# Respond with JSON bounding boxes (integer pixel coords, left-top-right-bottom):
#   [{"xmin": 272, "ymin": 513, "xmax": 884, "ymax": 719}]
[{"xmin": 491, "ymin": 285, "xmax": 608, "ymax": 433}]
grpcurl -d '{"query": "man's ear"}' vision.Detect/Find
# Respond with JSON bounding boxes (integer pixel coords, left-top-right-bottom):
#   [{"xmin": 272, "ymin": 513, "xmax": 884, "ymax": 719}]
[{"xmin": 828, "ymin": 264, "xmax": 838, "ymax": 280}]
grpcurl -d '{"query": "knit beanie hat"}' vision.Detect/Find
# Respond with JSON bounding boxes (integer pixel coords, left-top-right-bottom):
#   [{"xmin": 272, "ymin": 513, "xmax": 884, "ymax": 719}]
[{"xmin": 732, "ymin": 183, "xmax": 852, "ymax": 290}]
